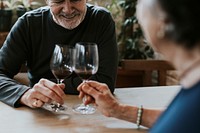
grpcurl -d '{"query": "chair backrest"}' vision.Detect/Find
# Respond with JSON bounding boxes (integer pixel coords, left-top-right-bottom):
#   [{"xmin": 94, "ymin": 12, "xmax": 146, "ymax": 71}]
[
  {"xmin": 0, "ymin": 32, "xmax": 8, "ymax": 48},
  {"xmin": 120, "ymin": 59, "xmax": 176, "ymax": 86}
]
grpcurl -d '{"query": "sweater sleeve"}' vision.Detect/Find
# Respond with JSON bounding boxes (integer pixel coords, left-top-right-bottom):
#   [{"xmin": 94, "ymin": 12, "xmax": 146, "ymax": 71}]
[{"xmin": 0, "ymin": 17, "xmax": 30, "ymax": 107}]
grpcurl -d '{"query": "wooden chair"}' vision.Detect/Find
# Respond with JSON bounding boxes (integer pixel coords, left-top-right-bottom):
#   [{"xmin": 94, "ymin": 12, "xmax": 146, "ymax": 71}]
[
  {"xmin": 120, "ymin": 59, "xmax": 176, "ymax": 86},
  {"xmin": 0, "ymin": 32, "xmax": 8, "ymax": 47}
]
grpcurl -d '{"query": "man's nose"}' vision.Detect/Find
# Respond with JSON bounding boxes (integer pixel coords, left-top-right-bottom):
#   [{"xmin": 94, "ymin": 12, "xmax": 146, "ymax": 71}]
[{"xmin": 62, "ymin": 1, "xmax": 74, "ymax": 14}]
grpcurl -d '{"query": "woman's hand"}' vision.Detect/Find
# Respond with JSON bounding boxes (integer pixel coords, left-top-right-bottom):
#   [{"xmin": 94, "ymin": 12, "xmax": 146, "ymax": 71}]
[
  {"xmin": 20, "ymin": 78, "xmax": 65, "ymax": 108},
  {"xmin": 77, "ymin": 82, "xmax": 95, "ymax": 105},
  {"xmin": 77, "ymin": 81, "xmax": 120, "ymax": 117}
]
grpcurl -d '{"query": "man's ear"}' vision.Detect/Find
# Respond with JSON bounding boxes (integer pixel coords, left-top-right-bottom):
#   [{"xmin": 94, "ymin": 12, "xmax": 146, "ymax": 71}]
[
  {"xmin": 157, "ymin": 22, "xmax": 166, "ymax": 39},
  {"xmin": 157, "ymin": 16, "xmax": 174, "ymax": 40}
]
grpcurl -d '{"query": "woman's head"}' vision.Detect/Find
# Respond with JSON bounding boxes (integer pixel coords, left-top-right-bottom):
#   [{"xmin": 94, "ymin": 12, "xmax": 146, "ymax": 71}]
[{"xmin": 137, "ymin": 0, "xmax": 200, "ymax": 50}]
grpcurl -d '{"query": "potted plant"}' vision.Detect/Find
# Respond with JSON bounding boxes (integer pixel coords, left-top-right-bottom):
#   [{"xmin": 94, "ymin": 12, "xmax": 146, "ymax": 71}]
[
  {"xmin": 89, "ymin": 0, "xmax": 154, "ymax": 61},
  {"xmin": 0, "ymin": 0, "xmax": 44, "ymax": 32},
  {"xmin": 87, "ymin": 0, "xmax": 156, "ymax": 87},
  {"xmin": 106, "ymin": 0, "xmax": 156, "ymax": 87},
  {"xmin": 117, "ymin": 0, "xmax": 154, "ymax": 61},
  {"xmin": 9, "ymin": 0, "xmax": 44, "ymax": 25},
  {"xmin": 11, "ymin": 0, "xmax": 44, "ymax": 17}
]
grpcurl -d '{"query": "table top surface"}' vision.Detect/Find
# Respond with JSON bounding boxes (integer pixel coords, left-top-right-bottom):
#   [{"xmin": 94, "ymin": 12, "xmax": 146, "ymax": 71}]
[{"xmin": 0, "ymin": 85, "xmax": 181, "ymax": 133}]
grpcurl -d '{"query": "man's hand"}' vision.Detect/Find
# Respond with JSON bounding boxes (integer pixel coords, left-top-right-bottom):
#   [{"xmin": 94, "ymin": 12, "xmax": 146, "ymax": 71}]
[{"xmin": 20, "ymin": 78, "xmax": 65, "ymax": 108}]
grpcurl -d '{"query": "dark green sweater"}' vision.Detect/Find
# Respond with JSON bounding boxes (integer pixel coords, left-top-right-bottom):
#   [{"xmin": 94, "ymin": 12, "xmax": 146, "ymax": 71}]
[{"xmin": 0, "ymin": 4, "xmax": 118, "ymax": 107}]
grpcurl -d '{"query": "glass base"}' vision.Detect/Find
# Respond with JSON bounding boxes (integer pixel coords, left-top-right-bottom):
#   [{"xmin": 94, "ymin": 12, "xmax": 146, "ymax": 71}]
[
  {"xmin": 72, "ymin": 104, "xmax": 96, "ymax": 115},
  {"xmin": 42, "ymin": 102, "xmax": 68, "ymax": 115}
]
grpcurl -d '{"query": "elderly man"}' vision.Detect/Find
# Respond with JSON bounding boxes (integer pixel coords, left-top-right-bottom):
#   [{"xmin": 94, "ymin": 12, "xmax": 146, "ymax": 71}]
[{"xmin": 0, "ymin": 0, "xmax": 118, "ymax": 108}]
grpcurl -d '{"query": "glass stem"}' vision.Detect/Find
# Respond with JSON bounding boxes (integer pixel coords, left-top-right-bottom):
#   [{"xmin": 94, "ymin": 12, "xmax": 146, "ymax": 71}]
[
  {"xmin": 82, "ymin": 96, "xmax": 87, "ymax": 104},
  {"xmin": 57, "ymin": 79, "xmax": 61, "ymax": 84},
  {"xmin": 82, "ymin": 79, "xmax": 87, "ymax": 105}
]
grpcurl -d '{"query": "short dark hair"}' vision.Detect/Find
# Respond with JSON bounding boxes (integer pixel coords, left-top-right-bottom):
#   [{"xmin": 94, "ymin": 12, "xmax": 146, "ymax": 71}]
[{"xmin": 158, "ymin": 0, "xmax": 200, "ymax": 49}]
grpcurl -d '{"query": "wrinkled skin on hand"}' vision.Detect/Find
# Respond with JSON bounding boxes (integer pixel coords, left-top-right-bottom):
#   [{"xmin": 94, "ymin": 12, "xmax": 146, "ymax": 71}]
[
  {"xmin": 20, "ymin": 78, "xmax": 65, "ymax": 108},
  {"xmin": 77, "ymin": 81, "xmax": 120, "ymax": 117}
]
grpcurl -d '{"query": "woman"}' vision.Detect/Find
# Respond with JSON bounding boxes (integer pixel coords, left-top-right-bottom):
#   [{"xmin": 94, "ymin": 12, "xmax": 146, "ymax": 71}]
[{"xmin": 77, "ymin": 0, "xmax": 200, "ymax": 132}]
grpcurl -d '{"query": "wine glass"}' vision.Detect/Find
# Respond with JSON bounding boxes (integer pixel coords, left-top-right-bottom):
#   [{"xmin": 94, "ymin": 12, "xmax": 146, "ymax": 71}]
[
  {"xmin": 42, "ymin": 44, "xmax": 75, "ymax": 114},
  {"xmin": 72, "ymin": 42, "xmax": 99, "ymax": 115}
]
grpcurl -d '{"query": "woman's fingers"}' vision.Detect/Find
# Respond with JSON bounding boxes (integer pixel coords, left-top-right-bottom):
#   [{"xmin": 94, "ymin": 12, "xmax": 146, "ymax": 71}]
[
  {"xmin": 85, "ymin": 95, "xmax": 95, "ymax": 105},
  {"xmin": 77, "ymin": 83, "xmax": 96, "ymax": 105},
  {"xmin": 80, "ymin": 81, "xmax": 109, "ymax": 97},
  {"xmin": 77, "ymin": 81, "xmax": 110, "ymax": 106},
  {"xmin": 77, "ymin": 81, "xmax": 109, "ymax": 100},
  {"xmin": 81, "ymin": 83, "xmax": 101, "ymax": 99},
  {"xmin": 86, "ymin": 81, "xmax": 109, "ymax": 93},
  {"xmin": 78, "ymin": 91, "xmax": 85, "ymax": 99},
  {"xmin": 77, "ymin": 82, "xmax": 85, "ymax": 91}
]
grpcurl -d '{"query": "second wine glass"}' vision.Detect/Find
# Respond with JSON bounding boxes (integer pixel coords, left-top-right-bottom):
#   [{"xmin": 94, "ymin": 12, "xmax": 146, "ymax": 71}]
[
  {"xmin": 42, "ymin": 44, "xmax": 75, "ymax": 114},
  {"xmin": 72, "ymin": 42, "xmax": 99, "ymax": 114}
]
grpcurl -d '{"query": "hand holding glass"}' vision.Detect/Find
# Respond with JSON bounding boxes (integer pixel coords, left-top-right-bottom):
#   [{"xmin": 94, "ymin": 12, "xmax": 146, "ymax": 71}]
[
  {"xmin": 72, "ymin": 42, "xmax": 99, "ymax": 114},
  {"xmin": 42, "ymin": 44, "xmax": 74, "ymax": 114}
]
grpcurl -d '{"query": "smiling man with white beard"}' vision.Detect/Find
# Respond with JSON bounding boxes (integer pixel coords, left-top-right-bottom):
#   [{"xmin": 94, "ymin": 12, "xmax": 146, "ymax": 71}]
[{"xmin": 0, "ymin": 0, "xmax": 118, "ymax": 109}]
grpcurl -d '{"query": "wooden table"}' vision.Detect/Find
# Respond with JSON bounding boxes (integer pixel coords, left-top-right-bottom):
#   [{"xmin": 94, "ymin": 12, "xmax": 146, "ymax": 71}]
[{"xmin": 0, "ymin": 85, "xmax": 181, "ymax": 133}]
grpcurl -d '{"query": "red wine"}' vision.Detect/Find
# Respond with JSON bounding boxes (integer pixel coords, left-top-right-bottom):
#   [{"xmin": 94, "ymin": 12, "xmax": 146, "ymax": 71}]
[
  {"xmin": 52, "ymin": 69, "xmax": 72, "ymax": 80},
  {"xmin": 75, "ymin": 70, "xmax": 93, "ymax": 80}
]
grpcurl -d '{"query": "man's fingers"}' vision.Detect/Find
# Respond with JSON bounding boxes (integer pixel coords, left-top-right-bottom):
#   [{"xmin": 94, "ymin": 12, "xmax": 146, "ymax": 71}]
[
  {"xmin": 34, "ymin": 91, "xmax": 51, "ymax": 103},
  {"xmin": 58, "ymin": 83, "xmax": 65, "ymax": 90},
  {"xmin": 34, "ymin": 82, "xmax": 64, "ymax": 104},
  {"xmin": 32, "ymin": 99, "xmax": 44, "ymax": 108},
  {"xmin": 39, "ymin": 79, "xmax": 65, "ymax": 98}
]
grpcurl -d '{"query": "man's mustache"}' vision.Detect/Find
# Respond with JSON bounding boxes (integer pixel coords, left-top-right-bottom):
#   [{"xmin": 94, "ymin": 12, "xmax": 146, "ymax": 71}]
[{"xmin": 59, "ymin": 12, "xmax": 80, "ymax": 18}]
